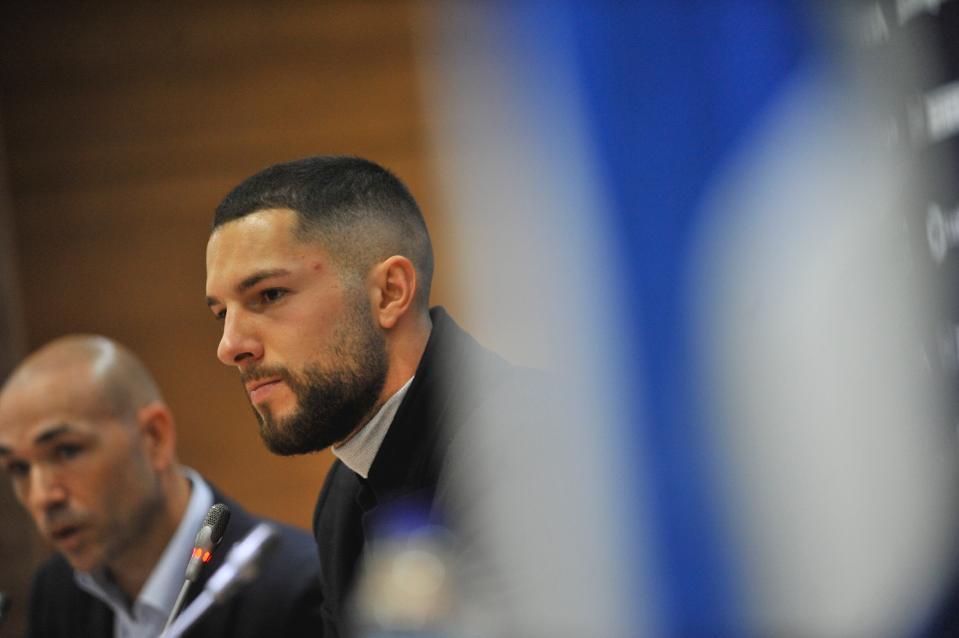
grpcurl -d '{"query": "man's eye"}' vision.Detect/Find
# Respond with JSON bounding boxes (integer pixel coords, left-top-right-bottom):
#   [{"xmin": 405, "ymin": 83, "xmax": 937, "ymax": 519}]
[
  {"xmin": 54, "ymin": 444, "xmax": 83, "ymax": 461},
  {"xmin": 5, "ymin": 461, "xmax": 28, "ymax": 478},
  {"xmin": 260, "ymin": 289, "xmax": 287, "ymax": 303},
  {"xmin": 213, "ymin": 308, "xmax": 226, "ymax": 322}
]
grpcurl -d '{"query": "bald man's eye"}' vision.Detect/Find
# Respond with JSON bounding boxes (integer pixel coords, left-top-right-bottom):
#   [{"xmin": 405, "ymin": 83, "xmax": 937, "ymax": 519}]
[
  {"xmin": 4, "ymin": 460, "xmax": 28, "ymax": 478},
  {"xmin": 53, "ymin": 443, "xmax": 84, "ymax": 462}
]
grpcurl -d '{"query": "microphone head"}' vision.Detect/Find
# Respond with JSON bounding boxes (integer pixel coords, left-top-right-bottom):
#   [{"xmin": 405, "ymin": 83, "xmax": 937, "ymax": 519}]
[
  {"xmin": 185, "ymin": 503, "xmax": 233, "ymax": 582},
  {"xmin": 204, "ymin": 503, "xmax": 231, "ymax": 546}
]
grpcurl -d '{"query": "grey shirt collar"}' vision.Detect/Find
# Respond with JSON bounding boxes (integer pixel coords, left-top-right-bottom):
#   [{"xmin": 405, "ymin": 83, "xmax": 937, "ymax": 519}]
[{"xmin": 332, "ymin": 377, "xmax": 414, "ymax": 478}]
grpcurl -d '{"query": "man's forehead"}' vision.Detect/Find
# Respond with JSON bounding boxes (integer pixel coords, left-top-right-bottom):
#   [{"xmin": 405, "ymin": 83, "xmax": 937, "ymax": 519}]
[
  {"xmin": 208, "ymin": 208, "xmax": 300, "ymax": 250},
  {"xmin": 206, "ymin": 209, "xmax": 332, "ymax": 287},
  {"xmin": 1, "ymin": 366, "xmax": 101, "ymax": 425}
]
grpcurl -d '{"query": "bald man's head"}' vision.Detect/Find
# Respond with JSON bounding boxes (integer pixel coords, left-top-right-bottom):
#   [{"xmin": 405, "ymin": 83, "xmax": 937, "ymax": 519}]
[
  {"xmin": 1, "ymin": 335, "xmax": 164, "ymax": 424},
  {"xmin": 0, "ymin": 335, "xmax": 181, "ymax": 578}
]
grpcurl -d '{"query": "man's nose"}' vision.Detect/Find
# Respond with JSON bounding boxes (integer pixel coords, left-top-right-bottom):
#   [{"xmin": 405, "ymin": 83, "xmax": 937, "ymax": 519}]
[{"xmin": 216, "ymin": 310, "xmax": 263, "ymax": 367}]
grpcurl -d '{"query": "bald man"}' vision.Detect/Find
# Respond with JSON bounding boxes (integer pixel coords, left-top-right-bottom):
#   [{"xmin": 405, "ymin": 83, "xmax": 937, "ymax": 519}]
[{"xmin": 0, "ymin": 335, "xmax": 322, "ymax": 638}]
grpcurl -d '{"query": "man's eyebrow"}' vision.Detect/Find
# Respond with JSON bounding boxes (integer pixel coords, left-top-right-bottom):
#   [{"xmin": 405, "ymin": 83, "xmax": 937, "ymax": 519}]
[
  {"xmin": 0, "ymin": 425, "xmax": 78, "ymax": 458},
  {"xmin": 33, "ymin": 424, "xmax": 74, "ymax": 446},
  {"xmin": 206, "ymin": 269, "xmax": 292, "ymax": 308},
  {"xmin": 238, "ymin": 269, "xmax": 291, "ymax": 292}
]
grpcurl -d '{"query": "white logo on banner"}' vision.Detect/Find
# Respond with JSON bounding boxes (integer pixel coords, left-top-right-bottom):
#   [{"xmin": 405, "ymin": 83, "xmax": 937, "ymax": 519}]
[
  {"xmin": 897, "ymin": 0, "xmax": 952, "ymax": 24},
  {"xmin": 924, "ymin": 82, "xmax": 959, "ymax": 144},
  {"xmin": 925, "ymin": 203, "xmax": 959, "ymax": 263},
  {"xmin": 937, "ymin": 323, "xmax": 959, "ymax": 371}
]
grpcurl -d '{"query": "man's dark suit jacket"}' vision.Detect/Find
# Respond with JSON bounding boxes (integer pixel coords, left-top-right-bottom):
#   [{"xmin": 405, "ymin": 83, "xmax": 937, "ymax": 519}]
[
  {"xmin": 312, "ymin": 306, "xmax": 534, "ymax": 636},
  {"xmin": 26, "ymin": 486, "xmax": 322, "ymax": 638}
]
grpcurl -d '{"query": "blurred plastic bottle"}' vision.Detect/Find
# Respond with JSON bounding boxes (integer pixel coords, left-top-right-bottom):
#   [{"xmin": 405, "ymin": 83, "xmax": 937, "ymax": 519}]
[{"xmin": 351, "ymin": 502, "xmax": 457, "ymax": 638}]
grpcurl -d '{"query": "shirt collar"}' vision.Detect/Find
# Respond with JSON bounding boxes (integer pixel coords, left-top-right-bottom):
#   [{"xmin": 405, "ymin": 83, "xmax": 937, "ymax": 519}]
[
  {"xmin": 332, "ymin": 377, "xmax": 414, "ymax": 478},
  {"xmin": 75, "ymin": 467, "xmax": 214, "ymax": 625}
]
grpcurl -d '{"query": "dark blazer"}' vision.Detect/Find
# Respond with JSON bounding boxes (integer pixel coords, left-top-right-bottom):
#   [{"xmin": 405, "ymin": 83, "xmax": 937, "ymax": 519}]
[
  {"xmin": 312, "ymin": 307, "xmax": 532, "ymax": 637},
  {"xmin": 27, "ymin": 485, "xmax": 322, "ymax": 638}
]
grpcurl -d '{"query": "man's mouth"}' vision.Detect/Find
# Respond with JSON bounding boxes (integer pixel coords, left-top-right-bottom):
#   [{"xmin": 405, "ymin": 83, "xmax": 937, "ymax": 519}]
[
  {"xmin": 246, "ymin": 378, "xmax": 283, "ymax": 404},
  {"xmin": 49, "ymin": 524, "xmax": 86, "ymax": 548}
]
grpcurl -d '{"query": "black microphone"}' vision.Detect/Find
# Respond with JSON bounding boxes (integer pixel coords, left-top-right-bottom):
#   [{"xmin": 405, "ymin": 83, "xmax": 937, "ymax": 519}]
[
  {"xmin": 185, "ymin": 503, "xmax": 231, "ymax": 580},
  {"xmin": 162, "ymin": 503, "xmax": 231, "ymax": 633},
  {"xmin": 161, "ymin": 523, "xmax": 279, "ymax": 638}
]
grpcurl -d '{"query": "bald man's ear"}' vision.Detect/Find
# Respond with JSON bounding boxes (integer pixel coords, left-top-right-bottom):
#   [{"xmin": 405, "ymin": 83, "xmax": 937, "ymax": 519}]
[
  {"xmin": 136, "ymin": 403, "xmax": 177, "ymax": 472},
  {"xmin": 370, "ymin": 255, "xmax": 417, "ymax": 330}
]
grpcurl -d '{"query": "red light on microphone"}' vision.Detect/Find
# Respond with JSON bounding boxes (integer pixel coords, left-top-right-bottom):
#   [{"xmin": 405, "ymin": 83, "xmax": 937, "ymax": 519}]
[
  {"xmin": 202, "ymin": 551, "xmax": 212, "ymax": 563},
  {"xmin": 192, "ymin": 547, "xmax": 203, "ymax": 559}
]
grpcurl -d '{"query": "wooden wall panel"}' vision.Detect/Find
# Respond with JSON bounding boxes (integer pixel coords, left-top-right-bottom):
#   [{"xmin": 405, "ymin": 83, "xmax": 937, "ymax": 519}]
[
  {"xmin": 0, "ymin": 127, "xmax": 35, "ymax": 638},
  {"xmin": 0, "ymin": 5, "xmax": 457, "ymax": 628}
]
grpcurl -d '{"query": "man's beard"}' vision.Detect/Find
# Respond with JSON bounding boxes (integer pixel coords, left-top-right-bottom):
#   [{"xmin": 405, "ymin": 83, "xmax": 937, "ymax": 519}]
[{"xmin": 244, "ymin": 302, "xmax": 389, "ymax": 456}]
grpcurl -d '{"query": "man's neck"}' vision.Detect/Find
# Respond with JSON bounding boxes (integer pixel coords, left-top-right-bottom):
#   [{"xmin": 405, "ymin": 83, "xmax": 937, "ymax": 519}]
[{"xmin": 380, "ymin": 310, "xmax": 431, "ymax": 400}]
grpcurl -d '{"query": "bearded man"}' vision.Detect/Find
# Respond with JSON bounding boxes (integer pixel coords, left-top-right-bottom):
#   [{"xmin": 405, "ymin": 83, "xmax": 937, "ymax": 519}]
[{"xmin": 205, "ymin": 156, "xmax": 535, "ymax": 635}]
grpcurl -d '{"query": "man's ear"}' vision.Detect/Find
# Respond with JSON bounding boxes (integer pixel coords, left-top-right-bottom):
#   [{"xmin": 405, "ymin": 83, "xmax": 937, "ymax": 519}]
[
  {"xmin": 370, "ymin": 255, "xmax": 417, "ymax": 330},
  {"xmin": 136, "ymin": 402, "xmax": 177, "ymax": 471}
]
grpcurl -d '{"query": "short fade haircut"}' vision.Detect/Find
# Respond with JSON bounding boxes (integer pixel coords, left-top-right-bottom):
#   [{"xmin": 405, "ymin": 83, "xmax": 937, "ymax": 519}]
[{"xmin": 213, "ymin": 155, "xmax": 434, "ymax": 308}]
